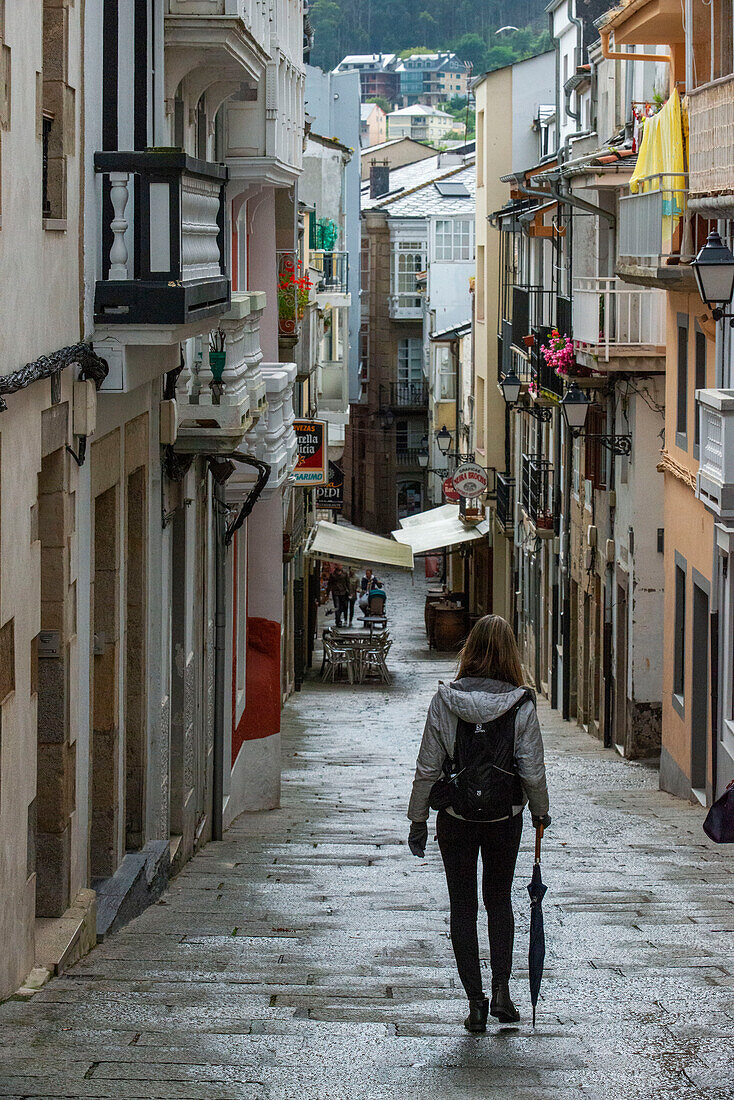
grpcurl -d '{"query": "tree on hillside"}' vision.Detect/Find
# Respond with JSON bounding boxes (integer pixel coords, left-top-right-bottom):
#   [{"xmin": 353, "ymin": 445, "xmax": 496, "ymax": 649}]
[{"xmin": 451, "ymin": 33, "xmax": 489, "ymax": 73}]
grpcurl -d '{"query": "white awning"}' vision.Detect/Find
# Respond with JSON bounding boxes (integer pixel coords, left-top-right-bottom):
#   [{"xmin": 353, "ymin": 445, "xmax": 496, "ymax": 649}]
[
  {"xmin": 391, "ymin": 506, "xmax": 489, "ymax": 555},
  {"xmin": 305, "ymin": 520, "xmax": 414, "ymax": 571},
  {"xmin": 398, "ymin": 503, "xmax": 457, "ymax": 529}
]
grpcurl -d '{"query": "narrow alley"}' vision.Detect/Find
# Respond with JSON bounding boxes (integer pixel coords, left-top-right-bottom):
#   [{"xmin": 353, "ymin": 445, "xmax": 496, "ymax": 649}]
[{"xmin": 0, "ymin": 570, "xmax": 733, "ymax": 1100}]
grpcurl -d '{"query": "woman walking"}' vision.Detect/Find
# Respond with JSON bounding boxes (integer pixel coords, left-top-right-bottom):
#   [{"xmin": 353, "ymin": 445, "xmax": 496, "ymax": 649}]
[{"xmin": 407, "ymin": 615, "xmax": 550, "ymax": 1033}]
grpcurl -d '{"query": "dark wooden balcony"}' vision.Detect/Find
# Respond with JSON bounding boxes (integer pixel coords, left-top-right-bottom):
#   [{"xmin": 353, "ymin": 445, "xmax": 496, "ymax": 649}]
[{"xmin": 94, "ymin": 150, "xmax": 229, "ymax": 327}]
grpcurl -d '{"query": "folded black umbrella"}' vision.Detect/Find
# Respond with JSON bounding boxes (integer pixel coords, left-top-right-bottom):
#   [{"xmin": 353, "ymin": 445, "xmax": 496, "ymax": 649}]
[{"xmin": 527, "ymin": 824, "xmax": 547, "ymax": 1027}]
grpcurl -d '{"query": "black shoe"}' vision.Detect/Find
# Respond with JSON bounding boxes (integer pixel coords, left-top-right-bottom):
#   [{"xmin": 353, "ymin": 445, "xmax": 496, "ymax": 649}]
[
  {"xmin": 464, "ymin": 996, "xmax": 489, "ymax": 1033},
  {"xmin": 490, "ymin": 980, "xmax": 520, "ymax": 1023}
]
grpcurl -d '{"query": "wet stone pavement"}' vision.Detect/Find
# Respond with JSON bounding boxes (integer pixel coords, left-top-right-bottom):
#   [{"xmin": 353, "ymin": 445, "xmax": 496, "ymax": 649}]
[{"xmin": 2, "ymin": 570, "xmax": 734, "ymax": 1100}]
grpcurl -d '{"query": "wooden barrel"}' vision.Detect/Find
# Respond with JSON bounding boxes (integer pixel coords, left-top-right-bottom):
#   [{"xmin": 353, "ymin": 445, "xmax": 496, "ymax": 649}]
[
  {"xmin": 432, "ymin": 605, "xmax": 469, "ymax": 651},
  {"xmin": 424, "ymin": 593, "xmax": 444, "ymax": 639}
]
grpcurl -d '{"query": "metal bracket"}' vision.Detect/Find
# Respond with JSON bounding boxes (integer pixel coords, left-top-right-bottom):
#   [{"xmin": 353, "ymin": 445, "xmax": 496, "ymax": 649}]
[{"xmin": 522, "ymin": 405, "xmax": 553, "ymax": 423}]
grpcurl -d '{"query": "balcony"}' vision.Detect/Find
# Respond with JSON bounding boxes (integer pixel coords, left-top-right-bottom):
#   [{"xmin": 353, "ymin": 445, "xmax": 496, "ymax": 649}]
[
  {"xmin": 573, "ymin": 278, "xmax": 665, "ymax": 371},
  {"xmin": 495, "ymin": 473, "xmax": 515, "ymax": 534},
  {"xmin": 94, "ymin": 150, "xmax": 229, "ymax": 330},
  {"xmin": 530, "ymin": 328, "xmax": 564, "ymax": 401},
  {"xmin": 224, "ymin": 362, "xmax": 297, "ymax": 503},
  {"xmin": 396, "ymin": 448, "xmax": 424, "ymax": 467},
  {"xmin": 311, "ymin": 250, "xmax": 349, "ymax": 298},
  {"xmin": 689, "ymin": 75, "xmax": 734, "ymax": 216},
  {"xmin": 277, "ymin": 251, "xmax": 310, "ymax": 342},
  {"xmin": 696, "ymin": 389, "xmax": 734, "ymax": 519},
  {"xmin": 317, "ymin": 360, "xmax": 349, "ymax": 423},
  {"xmin": 389, "ymin": 292, "xmax": 423, "ymax": 322},
  {"xmin": 174, "ymin": 291, "xmax": 266, "ymax": 453},
  {"xmin": 511, "ymin": 286, "xmax": 555, "ymax": 353},
  {"xmin": 166, "ymin": 1, "xmax": 269, "ymax": 45},
  {"xmin": 391, "ymin": 381, "xmax": 428, "ymax": 408},
  {"xmin": 618, "ymin": 174, "xmax": 713, "ymax": 289},
  {"xmin": 521, "ymin": 454, "xmax": 555, "ymax": 537}
]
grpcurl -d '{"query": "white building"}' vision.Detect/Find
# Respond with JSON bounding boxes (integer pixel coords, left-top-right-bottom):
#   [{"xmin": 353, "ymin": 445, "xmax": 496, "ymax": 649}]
[{"xmin": 387, "ymin": 104, "xmax": 463, "ymax": 144}]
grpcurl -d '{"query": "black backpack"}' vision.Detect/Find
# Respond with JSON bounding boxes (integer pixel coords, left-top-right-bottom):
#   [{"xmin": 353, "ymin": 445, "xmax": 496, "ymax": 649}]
[{"xmin": 429, "ymin": 692, "xmax": 529, "ymax": 820}]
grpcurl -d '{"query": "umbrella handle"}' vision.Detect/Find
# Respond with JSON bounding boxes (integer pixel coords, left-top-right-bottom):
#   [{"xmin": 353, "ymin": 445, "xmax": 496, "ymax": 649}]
[{"xmin": 534, "ymin": 823, "xmax": 544, "ymax": 863}]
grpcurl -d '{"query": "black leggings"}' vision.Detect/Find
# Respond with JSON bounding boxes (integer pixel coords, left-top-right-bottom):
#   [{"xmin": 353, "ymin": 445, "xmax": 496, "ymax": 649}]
[{"xmin": 436, "ymin": 809, "xmax": 523, "ymax": 999}]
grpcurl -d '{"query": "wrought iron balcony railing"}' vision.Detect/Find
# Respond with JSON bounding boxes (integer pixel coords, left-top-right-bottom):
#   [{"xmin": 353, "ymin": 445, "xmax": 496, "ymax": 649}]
[
  {"xmin": 495, "ymin": 472, "xmax": 515, "ymax": 532},
  {"xmin": 521, "ymin": 453, "xmax": 555, "ymax": 533},
  {"xmin": 396, "ymin": 447, "xmax": 424, "ymax": 467},
  {"xmin": 311, "ymin": 250, "xmax": 349, "ymax": 294},
  {"xmin": 511, "ymin": 285, "xmax": 556, "ymax": 352},
  {"xmin": 391, "ymin": 380, "xmax": 428, "ymax": 407},
  {"xmin": 94, "ymin": 150, "xmax": 229, "ymax": 326}
]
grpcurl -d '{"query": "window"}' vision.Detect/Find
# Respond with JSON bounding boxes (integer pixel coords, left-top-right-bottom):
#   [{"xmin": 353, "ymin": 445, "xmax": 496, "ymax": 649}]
[
  {"xmin": 41, "ymin": 0, "xmax": 75, "ymax": 222},
  {"xmin": 694, "ymin": 326, "xmax": 707, "ymax": 454},
  {"xmin": 393, "ymin": 239, "xmax": 425, "ymax": 304},
  {"xmin": 691, "ymin": 0, "xmax": 734, "ymax": 87},
  {"xmin": 476, "ymin": 244, "xmax": 485, "ymax": 322},
  {"xmin": 436, "ymin": 345, "xmax": 456, "ymax": 400},
  {"xmin": 397, "ymin": 338, "xmax": 423, "ymax": 404},
  {"xmin": 584, "ymin": 405, "xmax": 606, "ymax": 490},
  {"xmin": 676, "ymin": 315, "xmax": 688, "ymax": 447},
  {"xmin": 476, "ymin": 376, "xmax": 485, "ymax": 450},
  {"xmin": 435, "ymin": 219, "xmax": 473, "ymax": 261},
  {"xmin": 359, "ymin": 327, "xmax": 369, "ymax": 389},
  {"xmin": 674, "ymin": 559, "xmax": 686, "ymax": 709}
]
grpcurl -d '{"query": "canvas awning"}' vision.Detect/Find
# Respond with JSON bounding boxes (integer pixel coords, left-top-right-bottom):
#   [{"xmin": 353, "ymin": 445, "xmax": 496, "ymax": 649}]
[
  {"xmin": 398, "ymin": 503, "xmax": 457, "ymax": 529},
  {"xmin": 305, "ymin": 520, "xmax": 414, "ymax": 571},
  {"xmin": 391, "ymin": 506, "xmax": 489, "ymax": 555}
]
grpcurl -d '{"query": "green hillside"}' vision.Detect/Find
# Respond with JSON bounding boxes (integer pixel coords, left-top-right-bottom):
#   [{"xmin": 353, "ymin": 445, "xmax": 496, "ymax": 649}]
[{"xmin": 309, "ymin": 0, "xmax": 551, "ymax": 76}]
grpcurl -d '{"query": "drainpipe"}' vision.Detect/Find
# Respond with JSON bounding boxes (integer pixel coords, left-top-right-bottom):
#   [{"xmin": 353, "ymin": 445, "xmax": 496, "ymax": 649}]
[
  {"xmin": 599, "ymin": 29, "xmax": 671, "ymax": 68},
  {"xmin": 603, "ymin": 386, "xmax": 615, "ymax": 748},
  {"xmin": 211, "ymin": 454, "xmax": 271, "ymax": 842},
  {"xmin": 565, "ymin": 0, "xmax": 583, "ymax": 124}
]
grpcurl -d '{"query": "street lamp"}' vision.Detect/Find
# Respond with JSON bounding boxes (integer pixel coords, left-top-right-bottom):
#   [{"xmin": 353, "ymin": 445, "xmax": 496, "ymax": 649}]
[
  {"xmin": 500, "ymin": 368, "xmax": 522, "ymax": 407},
  {"xmin": 418, "ymin": 446, "xmax": 429, "ymax": 469},
  {"xmin": 560, "ymin": 381, "xmax": 590, "ymax": 434},
  {"xmin": 377, "ymin": 405, "xmax": 394, "ymax": 430},
  {"xmin": 691, "ymin": 230, "xmax": 734, "ymax": 320},
  {"xmin": 435, "ymin": 425, "xmax": 453, "ymax": 454}
]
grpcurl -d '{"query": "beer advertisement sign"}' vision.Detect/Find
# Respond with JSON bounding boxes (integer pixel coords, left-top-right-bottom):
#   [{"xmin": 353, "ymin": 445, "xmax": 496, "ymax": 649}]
[{"xmin": 293, "ymin": 420, "xmax": 328, "ymax": 486}]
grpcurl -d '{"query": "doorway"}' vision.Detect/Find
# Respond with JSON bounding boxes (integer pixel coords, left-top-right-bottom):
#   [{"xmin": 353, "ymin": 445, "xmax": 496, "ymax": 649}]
[
  {"xmin": 615, "ymin": 583, "xmax": 628, "ymax": 753},
  {"xmin": 125, "ymin": 467, "xmax": 146, "ymax": 851},
  {"xmin": 35, "ymin": 447, "xmax": 73, "ymax": 916},
  {"xmin": 691, "ymin": 579, "xmax": 709, "ymax": 800},
  {"xmin": 91, "ymin": 485, "xmax": 120, "ymax": 880}
]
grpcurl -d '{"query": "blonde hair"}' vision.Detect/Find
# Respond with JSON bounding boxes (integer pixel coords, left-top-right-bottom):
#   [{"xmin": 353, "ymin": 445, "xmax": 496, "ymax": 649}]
[{"xmin": 456, "ymin": 614, "xmax": 524, "ymax": 686}]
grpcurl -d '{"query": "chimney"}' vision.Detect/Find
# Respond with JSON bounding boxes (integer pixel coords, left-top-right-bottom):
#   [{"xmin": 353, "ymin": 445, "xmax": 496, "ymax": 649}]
[{"xmin": 370, "ymin": 160, "xmax": 390, "ymax": 199}]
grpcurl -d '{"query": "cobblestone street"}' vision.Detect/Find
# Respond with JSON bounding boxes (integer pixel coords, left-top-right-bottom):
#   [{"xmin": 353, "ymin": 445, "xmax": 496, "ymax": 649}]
[{"xmin": 1, "ymin": 569, "xmax": 733, "ymax": 1099}]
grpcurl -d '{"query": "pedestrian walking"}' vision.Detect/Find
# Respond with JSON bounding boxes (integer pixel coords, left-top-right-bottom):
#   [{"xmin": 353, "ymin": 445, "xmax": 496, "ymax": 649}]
[
  {"xmin": 347, "ymin": 567, "xmax": 359, "ymax": 625},
  {"xmin": 326, "ymin": 564, "xmax": 350, "ymax": 627},
  {"xmin": 407, "ymin": 614, "xmax": 551, "ymax": 1033}
]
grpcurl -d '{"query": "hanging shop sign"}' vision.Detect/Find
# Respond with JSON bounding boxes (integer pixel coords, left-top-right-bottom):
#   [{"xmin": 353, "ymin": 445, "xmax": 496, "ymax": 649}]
[
  {"xmin": 452, "ymin": 462, "xmax": 489, "ymax": 499},
  {"xmin": 315, "ymin": 461, "xmax": 344, "ymax": 512},
  {"xmin": 293, "ymin": 419, "xmax": 328, "ymax": 486},
  {"xmin": 443, "ymin": 476, "xmax": 461, "ymax": 503}
]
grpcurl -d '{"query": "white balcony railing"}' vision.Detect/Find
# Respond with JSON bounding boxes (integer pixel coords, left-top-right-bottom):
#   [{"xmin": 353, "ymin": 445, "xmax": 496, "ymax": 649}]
[
  {"xmin": 389, "ymin": 293, "xmax": 423, "ymax": 321},
  {"xmin": 696, "ymin": 388, "xmax": 734, "ymax": 518},
  {"xmin": 318, "ymin": 360, "xmax": 349, "ymax": 414},
  {"xmin": 174, "ymin": 291, "xmax": 268, "ymax": 453},
  {"xmin": 573, "ymin": 278, "xmax": 665, "ymax": 361},
  {"xmin": 166, "ymin": 1, "xmax": 271, "ymax": 55},
  {"xmin": 225, "ymin": 362, "xmax": 297, "ymax": 502},
  {"xmin": 618, "ymin": 174, "xmax": 712, "ymax": 267}
]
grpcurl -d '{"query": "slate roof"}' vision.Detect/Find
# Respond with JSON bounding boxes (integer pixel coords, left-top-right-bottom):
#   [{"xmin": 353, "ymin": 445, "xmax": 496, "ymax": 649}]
[{"xmin": 361, "ymin": 155, "xmax": 476, "ymax": 216}]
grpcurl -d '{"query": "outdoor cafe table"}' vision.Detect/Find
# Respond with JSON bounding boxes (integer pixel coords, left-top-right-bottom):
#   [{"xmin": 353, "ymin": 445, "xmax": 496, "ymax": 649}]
[{"xmin": 358, "ymin": 616, "xmax": 390, "ymax": 637}]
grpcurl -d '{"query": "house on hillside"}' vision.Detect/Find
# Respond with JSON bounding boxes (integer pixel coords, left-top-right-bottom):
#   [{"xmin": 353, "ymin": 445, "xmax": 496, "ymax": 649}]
[
  {"xmin": 387, "ymin": 105, "xmax": 463, "ymax": 144},
  {"xmin": 361, "ymin": 102, "xmax": 387, "ymax": 147}
]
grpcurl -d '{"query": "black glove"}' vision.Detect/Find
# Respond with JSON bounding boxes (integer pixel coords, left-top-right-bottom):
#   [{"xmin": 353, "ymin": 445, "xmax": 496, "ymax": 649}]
[
  {"xmin": 532, "ymin": 812, "xmax": 552, "ymax": 830},
  {"xmin": 408, "ymin": 821, "xmax": 428, "ymax": 858}
]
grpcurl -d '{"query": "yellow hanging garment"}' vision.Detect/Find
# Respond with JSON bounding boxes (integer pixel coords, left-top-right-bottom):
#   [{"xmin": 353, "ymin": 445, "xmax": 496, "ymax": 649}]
[{"xmin": 629, "ymin": 90, "xmax": 687, "ymax": 254}]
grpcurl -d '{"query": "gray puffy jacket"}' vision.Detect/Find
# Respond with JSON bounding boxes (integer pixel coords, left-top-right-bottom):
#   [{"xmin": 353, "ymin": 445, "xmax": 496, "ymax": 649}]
[{"xmin": 408, "ymin": 676, "xmax": 550, "ymax": 823}]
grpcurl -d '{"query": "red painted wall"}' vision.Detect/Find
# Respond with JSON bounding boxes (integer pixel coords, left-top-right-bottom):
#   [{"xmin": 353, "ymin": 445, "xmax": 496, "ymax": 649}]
[{"xmin": 232, "ymin": 617, "xmax": 281, "ymax": 763}]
